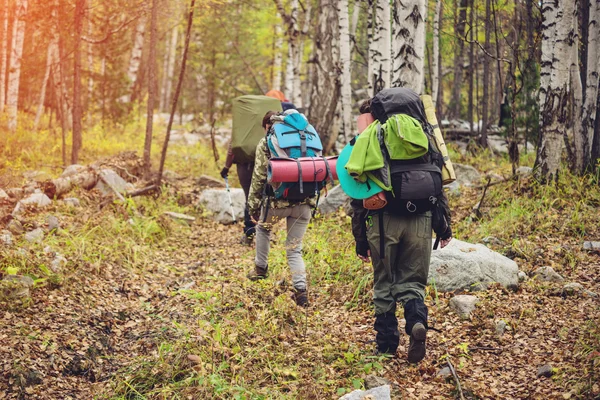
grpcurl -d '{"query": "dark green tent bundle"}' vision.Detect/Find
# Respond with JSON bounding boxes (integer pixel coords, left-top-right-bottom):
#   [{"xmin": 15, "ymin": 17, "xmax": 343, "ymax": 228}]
[{"xmin": 231, "ymin": 95, "xmax": 283, "ymax": 164}]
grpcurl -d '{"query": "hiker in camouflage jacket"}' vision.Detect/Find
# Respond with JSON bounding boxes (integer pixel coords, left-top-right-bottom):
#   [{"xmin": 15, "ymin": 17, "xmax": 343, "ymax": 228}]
[{"xmin": 246, "ymin": 112, "xmax": 316, "ymax": 307}]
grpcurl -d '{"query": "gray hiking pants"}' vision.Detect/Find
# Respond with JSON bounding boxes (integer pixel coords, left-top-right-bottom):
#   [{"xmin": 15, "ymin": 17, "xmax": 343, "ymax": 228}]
[
  {"xmin": 367, "ymin": 212, "xmax": 432, "ymax": 315},
  {"xmin": 255, "ymin": 204, "xmax": 311, "ymax": 290}
]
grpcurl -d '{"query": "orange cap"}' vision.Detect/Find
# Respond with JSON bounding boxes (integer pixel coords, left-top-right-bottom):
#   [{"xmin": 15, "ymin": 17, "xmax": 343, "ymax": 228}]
[{"xmin": 265, "ymin": 89, "xmax": 286, "ymax": 102}]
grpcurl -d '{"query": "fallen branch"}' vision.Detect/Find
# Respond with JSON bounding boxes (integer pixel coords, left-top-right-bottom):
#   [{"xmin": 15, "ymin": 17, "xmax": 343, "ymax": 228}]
[
  {"xmin": 471, "ymin": 174, "xmax": 517, "ymax": 190},
  {"xmin": 472, "ymin": 177, "xmax": 491, "ymax": 220},
  {"xmin": 126, "ymin": 185, "xmax": 160, "ymax": 198},
  {"xmin": 447, "ymin": 359, "xmax": 466, "ymax": 400}
]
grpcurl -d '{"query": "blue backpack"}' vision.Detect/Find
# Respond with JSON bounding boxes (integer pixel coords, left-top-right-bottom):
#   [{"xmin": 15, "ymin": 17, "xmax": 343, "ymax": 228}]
[{"xmin": 266, "ymin": 111, "xmax": 325, "ymax": 200}]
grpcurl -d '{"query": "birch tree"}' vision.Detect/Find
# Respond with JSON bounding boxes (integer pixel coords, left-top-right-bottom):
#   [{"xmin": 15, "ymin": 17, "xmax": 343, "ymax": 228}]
[
  {"xmin": 0, "ymin": 0, "xmax": 8, "ymax": 113},
  {"xmin": 272, "ymin": 16, "xmax": 283, "ymax": 92},
  {"xmin": 449, "ymin": 0, "xmax": 468, "ymax": 118},
  {"xmin": 143, "ymin": 0, "xmax": 159, "ymax": 174},
  {"xmin": 431, "ymin": 0, "xmax": 442, "ymax": 110},
  {"xmin": 535, "ymin": 0, "xmax": 576, "ymax": 182},
  {"xmin": 391, "ymin": 0, "xmax": 426, "ymax": 93},
  {"xmin": 581, "ymin": 1, "xmax": 600, "ymax": 170},
  {"xmin": 122, "ymin": 15, "xmax": 147, "ymax": 103},
  {"xmin": 338, "ymin": 0, "xmax": 353, "ymax": 140},
  {"xmin": 71, "ymin": 0, "xmax": 85, "ymax": 164},
  {"xmin": 370, "ymin": 0, "xmax": 390, "ymax": 94},
  {"xmin": 6, "ymin": 0, "xmax": 28, "ymax": 131},
  {"xmin": 307, "ymin": 0, "xmax": 340, "ymax": 153},
  {"xmin": 34, "ymin": 40, "xmax": 57, "ymax": 130},
  {"xmin": 162, "ymin": 24, "xmax": 179, "ymax": 111}
]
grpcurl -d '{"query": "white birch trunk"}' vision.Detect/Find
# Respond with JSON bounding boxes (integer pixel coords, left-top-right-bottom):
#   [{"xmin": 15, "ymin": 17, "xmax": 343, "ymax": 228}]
[
  {"xmin": 6, "ymin": 0, "xmax": 27, "ymax": 131},
  {"xmin": 581, "ymin": 0, "xmax": 600, "ymax": 168},
  {"xmin": 338, "ymin": 0, "xmax": 353, "ymax": 140},
  {"xmin": 0, "ymin": 0, "xmax": 8, "ymax": 113},
  {"xmin": 535, "ymin": 0, "xmax": 576, "ymax": 182},
  {"xmin": 159, "ymin": 30, "xmax": 171, "ymax": 112},
  {"xmin": 293, "ymin": 1, "xmax": 311, "ymax": 107},
  {"xmin": 370, "ymin": 0, "xmax": 391, "ymax": 93},
  {"xmin": 163, "ymin": 25, "xmax": 179, "ymax": 110},
  {"xmin": 284, "ymin": 45, "xmax": 294, "ymax": 99},
  {"xmin": 351, "ymin": 0, "xmax": 360, "ymax": 37},
  {"xmin": 121, "ymin": 16, "xmax": 147, "ymax": 103},
  {"xmin": 431, "ymin": 0, "xmax": 441, "ymax": 109},
  {"xmin": 272, "ymin": 16, "xmax": 283, "ymax": 92},
  {"xmin": 571, "ymin": 13, "xmax": 584, "ymax": 171},
  {"xmin": 34, "ymin": 40, "xmax": 57, "ymax": 130},
  {"xmin": 392, "ymin": 0, "xmax": 426, "ymax": 93},
  {"xmin": 367, "ymin": 0, "xmax": 375, "ymax": 94}
]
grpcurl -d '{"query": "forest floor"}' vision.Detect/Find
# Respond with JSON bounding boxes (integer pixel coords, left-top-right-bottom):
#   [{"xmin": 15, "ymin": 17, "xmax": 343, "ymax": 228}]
[{"xmin": 0, "ymin": 131, "xmax": 599, "ymax": 399}]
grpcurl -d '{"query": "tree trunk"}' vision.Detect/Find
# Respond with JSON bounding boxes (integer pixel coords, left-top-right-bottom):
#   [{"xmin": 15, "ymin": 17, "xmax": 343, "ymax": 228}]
[
  {"xmin": 6, "ymin": 0, "xmax": 27, "ymax": 131},
  {"xmin": 468, "ymin": 0, "xmax": 474, "ymax": 133},
  {"xmin": 293, "ymin": 0, "xmax": 311, "ymax": 107},
  {"xmin": 71, "ymin": 0, "xmax": 85, "ymax": 164},
  {"xmin": 163, "ymin": 24, "xmax": 179, "ymax": 111},
  {"xmin": 392, "ymin": 0, "xmax": 426, "ymax": 93},
  {"xmin": 143, "ymin": 0, "xmax": 159, "ymax": 175},
  {"xmin": 367, "ymin": 0, "xmax": 375, "ymax": 95},
  {"xmin": 123, "ymin": 15, "xmax": 147, "ymax": 103},
  {"xmin": 431, "ymin": 0, "xmax": 442, "ymax": 110},
  {"xmin": 370, "ymin": 0, "xmax": 390, "ymax": 93},
  {"xmin": 535, "ymin": 0, "xmax": 576, "ymax": 182},
  {"xmin": 157, "ymin": 0, "xmax": 195, "ymax": 185},
  {"xmin": 34, "ymin": 40, "xmax": 57, "ymax": 130},
  {"xmin": 159, "ymin": 30, "xmax": 170, "ymax": 113},
  {"xmin": 0, "ymin": 0, "xmax": 8, "ymax": 113},
  {"xmin": 307, "ymin": 0, "xmax": 340, "ymax": 153},
  {"xmin": 272, "ymin": 16, "xmax": 283, "ymax": 91},
  {"xmin": 284, "ymin": 45, "xmax": 294, "ymax": 98},
  {"xmin": 450, "ymin": 0, "xmax": 468, "ymax": 118},
  {"xmin": 582, "ymin": 0, "xmax": 600, "ymax": 171},
  {"xmin": 339, "ymin": 0, "xmax": 353, "ymax": 141},
  {"xmin": 480, "ymin": 0, "xmax": 491, "ymax": 147}
]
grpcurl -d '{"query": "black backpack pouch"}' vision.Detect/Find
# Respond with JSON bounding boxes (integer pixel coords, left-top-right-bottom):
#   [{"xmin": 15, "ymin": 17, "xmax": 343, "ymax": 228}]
[{"xmin": 385, "ymin": 163, "xmax": 442, "ymax": 216}]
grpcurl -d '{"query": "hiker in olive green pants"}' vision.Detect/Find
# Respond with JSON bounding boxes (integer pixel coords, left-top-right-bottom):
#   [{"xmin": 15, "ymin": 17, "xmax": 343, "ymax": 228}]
[{"xmin": 368, "ymin": 213, "xmax": 432, "ymax": 315}]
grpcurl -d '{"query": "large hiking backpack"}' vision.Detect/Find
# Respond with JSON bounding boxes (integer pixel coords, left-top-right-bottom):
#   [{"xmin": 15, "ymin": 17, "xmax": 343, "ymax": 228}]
[
  {"xmin": 266, "ymin": 111, "xmax": 326, "ymax": 201},
  {"xmin": 231, "ymin": 95, "xmax": 283, "ymax": 164}
]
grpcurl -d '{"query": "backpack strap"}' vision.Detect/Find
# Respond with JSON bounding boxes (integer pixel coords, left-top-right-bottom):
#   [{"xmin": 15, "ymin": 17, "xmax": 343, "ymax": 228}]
[
  {"xmin": 295, "ymin": 159, "xmax": 304, "ymax": 194},
  {"xmin": 322, "ymin": 156, "xmax": 334, "ymax": 185},
  {"xmin": 299, "ymin": 130, "xmax": 307, "ymax": 156}
]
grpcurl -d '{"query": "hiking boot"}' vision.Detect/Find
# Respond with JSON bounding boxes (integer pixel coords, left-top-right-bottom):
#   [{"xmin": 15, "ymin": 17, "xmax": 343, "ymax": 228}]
[
  {"xmin": 407, "ymin": 322, "xmax": 427, "ymax": 363},
  {"xmin": 292, "ymin": 288, "xmax": 308, "ymax": 307},
  {"xmin": 247, "ymin": 266, "xmax": 268, "ymax": 281},
  {"xmin": 374, "ymin": 312, "xmax": 400, "ymax": 355},
  {"xmin": 240, "ymin": 234, "xmax": 254, "ymax": 246}
]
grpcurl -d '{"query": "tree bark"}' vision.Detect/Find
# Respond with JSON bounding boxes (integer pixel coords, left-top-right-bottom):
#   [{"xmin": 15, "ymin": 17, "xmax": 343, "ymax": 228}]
[
  {"xmin": 392, "ymin": 0, "xmax": 426, "ymax": 93},
  {"xmin": 0, "ymin": 0, "xmax": 8, "ymax": 113},
  {"xmin": 123, "ymin": 15, "xmax": 147, "ymax": 104},
  {"xmin": 432, "ymin": 0, "xmax": 442, "ymax": 110},
  {"xmin": 535, "ymin": 0, "xmax": 576, "ymax": 182},
  {"xmin": 450, "ymin": 0, "xmax": 468, "ymax": 118},
  {"xmin": 143, "ymin": 0, "xmax": 159, "ymax": 175},
  {"xmin": 370, "ymin": 0, "xmax": 390, "ymax": 93},
  {"xmin": 307, "ymin": 0, "xmax": 340, "ymax": 153},
  {"xmin": 6, "ymin": 0, "xmax": 27, "ymax": 131},
  {"xmin": 34, "ymin": 40, "xmax": 57, "ymax": 130},
  {"xmin": 480, "ymin": 0, "xmax": 491, "ymax": 147},
  {"xmin": 71, "ymin": 0, "xmax": 85, "ymax": 164},
  {"xmin": 339, "ymin": 0, "xmax": 353, "ymax": 141},
  {"xmin": 272, "ymin": 16, "xmax": 283, "ymax": 91},
  {"xmin": 582, "ymin": 0, "xmax": 600, "ymax": 171},
  {"xmin": 163, "ymin": 24, "xmax": 179, "ymax": 111},
  {"xmin": 468, "ymin": 0, "xmax": 474, "ymax": 133},
  {"xmin": 157, "ymin": 0, "xmax": 195, "ymax": 185}
]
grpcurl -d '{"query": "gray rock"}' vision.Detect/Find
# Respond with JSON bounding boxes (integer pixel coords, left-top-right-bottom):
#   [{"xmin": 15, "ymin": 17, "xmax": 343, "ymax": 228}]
[
  {"xmin": 23, "ymin": 170, "xmax": 51, "ymax": 181},
  {"xmin": 0, "ymin": 230, "xmax": 13, "ymax": 246},
  {"xmin": 61, "ymin": 164, "xmax": 86, "ymax": 177},
  {"xmin": 24, "ymin": 228, "xmax": 45, "ymax": 244},
  {"xmin": 518, "ymin": 271, "xmax": 528, "ymax": 282},
  {"xmin": 584, "ymin": 290, "xmax": 599, "ymax": 298},
  {"xmin": 516, "ymin": 166, "xmax": 533, "ymax": 176},
  {"xmin": 1, "ymin": 275, "xmax": 34, "ymax": 301},
  {"xmin": 163, "ymin": 212, "xmax": 196, "ymax": 225},
  {"xmin": 198, "ymin": 188, "xmax": 245, "ymax": 224},
  {"xmin": 444, "ymin": 181, "xmax": 461, "ymax": 196},
  {"xmin": 436, "ymin": 367, "xmax": 452, "ymax": 379},
  {"xmin": 95, "ymin": 169, "xmax": 134, "ymax": 195},
  {"xmin": 46, "ymin": 215, "xmax": 60, "ymax": 232},
  {"xmin": 482, "ymin": 236, "xmax": 503, "ymax": 246},
  {"xmin": 364, "ymin": 375, "xmax": 391, "ymax": 390},
  {"xmin": 453, "ymin": 164, "xmax": 481, "ymax": 186},
  {"xmin": 532, "ymin": 266, "xmax": 564, "ymax": 282},
  {"xmin": 51, "ymin": 255, "xmax": 67, "ymax": 273},
  {"xmin": 318, "ymin": 185, "xmax": 350, "ymax": 215},
  {"xmin": 63, "ymin": 198, "xmax": 81, "ymax": 207},
  {"xmin": 495, "ymin": 320, "xmax": 508, "ymax": 336},
  {"xmin": 537, "ymin": 364, "xmax": 554, "ymax": 378},
  {"xmin": 562, "ymin": 282, "xmax": 584, "ymax": 296},
  {"xmin": 429, "ymin": 239, "xmax": 519, "ymax": 292},
  {"xmin": 449, "ymin": 295, "xmax": 479, "ymax": 318},
  {"xmin": 339, "ymin": 385, "xmax": 391, "ymax": 400},
  {"xmin": 197, "ymin": 174, "xmax": 225, "ymax": 188},
  {"xmin": 0, "ymin": 189, "xmax": 9, "ymax": 200},
  {"xmin": 583, "ymin": 241, "xmax": 600, "ymax": 252},
  {"xmin": 7, "ymin": 220, "xmax": 24, "ymax": 235},
  {"xmin": 20, "ymin": 193, "xmax": 52, "ymax": 208}
]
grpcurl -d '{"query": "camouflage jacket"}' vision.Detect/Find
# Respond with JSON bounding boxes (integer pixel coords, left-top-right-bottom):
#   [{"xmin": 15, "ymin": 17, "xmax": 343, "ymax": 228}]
[{"xmin": 247, "ymin": 137, "xmax": 317, "ymax": 217}]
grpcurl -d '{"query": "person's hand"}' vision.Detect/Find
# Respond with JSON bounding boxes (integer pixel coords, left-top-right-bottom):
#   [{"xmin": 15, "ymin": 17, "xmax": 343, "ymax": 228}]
[
  {"xmin": 440, "ymin": 237, "xmax": 452, "ymax": 249},
  {"xmin": 250, "ymin": 212, "xmax": 260, "ymax": 224},
  {"xmin": 356, "ymin": 241, "xmax": 371, "ymax": 263},
  {"xmin": 220, "ymin": 167, "xmax": 229, "ymax": 179}
]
